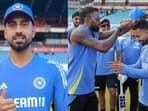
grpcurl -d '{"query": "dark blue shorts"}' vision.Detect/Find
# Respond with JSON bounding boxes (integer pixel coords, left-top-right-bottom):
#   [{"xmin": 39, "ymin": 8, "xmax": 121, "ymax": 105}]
[
  {"xmin": 138, "ymin": 102, "xmax": 148, "ymax": 111},
  {"xmin": 95, "ymin": 74, "xmax": 118, "ymax": 90},
  {"xmin": 69, "ymin": 92, "xmax": 98, "ymax": 111}
]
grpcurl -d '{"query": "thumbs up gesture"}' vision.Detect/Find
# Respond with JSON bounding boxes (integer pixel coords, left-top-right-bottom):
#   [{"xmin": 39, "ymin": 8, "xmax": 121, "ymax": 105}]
[{"xmin": 0, "ymin": 88, "xmax": 16, "ymax": 111}]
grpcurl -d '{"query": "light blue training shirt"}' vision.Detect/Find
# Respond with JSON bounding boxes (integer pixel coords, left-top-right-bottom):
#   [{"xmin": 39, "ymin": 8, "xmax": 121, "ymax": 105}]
[
  {"xmin": 96, "ymin": 43, "xmax": 116, "ymax": 75},
  {"xmin": 0, "ymin": 54, "xmax": 67, "ymax": 111},
  {"xmin": 67, "ymin": 24, "xmax": 99, "ymax": 96},
  {"xmin": 116, "ymin": 36, "xmax": 142, "ymax": 65},
  {"xmin": 122, "ymin": 45, "xmax": 148, "ymax": 106}
]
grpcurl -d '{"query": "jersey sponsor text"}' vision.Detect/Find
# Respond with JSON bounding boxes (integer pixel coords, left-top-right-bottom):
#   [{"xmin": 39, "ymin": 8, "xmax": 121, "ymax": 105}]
[{"xmin": 14, "ymin": 96, "xmax": 45, "ymax": 108}]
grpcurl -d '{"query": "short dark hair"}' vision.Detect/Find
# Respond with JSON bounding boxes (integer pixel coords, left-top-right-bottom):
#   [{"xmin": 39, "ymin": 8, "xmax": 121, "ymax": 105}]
[
  {"xmin": 72, "ymin": 11, "xmax": 79, "ymax": 18},
  {"xmin": 133, "ymin": 20, "xmax": 148, "ymax": 30},
  {"xmin": 100, "ymin": 19, "xmax": 110, "ymax": 24},
  {"xmin": 79, "ymin": 6, "xmax": 98, "ymax": 23}
]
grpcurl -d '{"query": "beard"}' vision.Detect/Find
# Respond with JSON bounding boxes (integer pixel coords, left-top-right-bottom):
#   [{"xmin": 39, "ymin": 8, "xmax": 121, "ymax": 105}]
[
  {"xmin": 8, "ymin": 36, "xmax": 32, "ymax": 52},
  {"xmin": 9, "ymin": 41, "xmax": 31, "ymax": 52},
  {"xmin": 89, "ymin": 25, "xmax": 99, "ymax": 32},
  {"xmin": 141, "ymin": 40, "xmax": 148, "ymax": 46},
  {"xmin": 74, "ymin": 24, "xmax": 79, "ymax": 27}
]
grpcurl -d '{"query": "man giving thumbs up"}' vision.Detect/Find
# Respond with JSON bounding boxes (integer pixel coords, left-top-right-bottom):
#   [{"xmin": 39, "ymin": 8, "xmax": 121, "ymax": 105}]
[{"xmin": 0, "ymin": 88, "xmax": 16, "ymax": 111}]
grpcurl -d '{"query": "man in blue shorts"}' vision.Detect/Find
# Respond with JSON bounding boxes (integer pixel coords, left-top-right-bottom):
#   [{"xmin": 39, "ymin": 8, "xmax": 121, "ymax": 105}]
[
  {"xmin": 109, "ymin": 20, "xmax": 148, "ymax": 111},
  {"xmin": 0, "ymin": 3, "xmax": 67, "ymax": 111}
]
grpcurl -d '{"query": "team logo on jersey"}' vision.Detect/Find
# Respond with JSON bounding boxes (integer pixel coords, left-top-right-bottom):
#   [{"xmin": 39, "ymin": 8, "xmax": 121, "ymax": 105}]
[
  {"xmin": 12, "ymin": 3, "xmax": 23, "ymax": 11},
  {"xmin": 33, "ymin": 77, "xmax": 46, "ymax": 90}
]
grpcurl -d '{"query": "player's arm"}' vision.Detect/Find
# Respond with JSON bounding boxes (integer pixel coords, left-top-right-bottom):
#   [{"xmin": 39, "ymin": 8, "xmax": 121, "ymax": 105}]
[
  {"xmin": 109, "ymin": 57, "xmax": 147, "ymax": 79},
  {"xmin": 70, "ymin": 28, "xmax": 121, "ymax": 53},
  {"xmin": 99, "ymin": 31, "xmax": 114, "ymax": 40},
  {"xmin": 70, "ymin": 20, "xmax": 135, "ymax": 53},
  {"xmin": 53, "ymin": 65, "xmax": 67, "ymax": 111},
  {"xmin": 122, "ymin": 63, "xmax": 148, "ymax": 79},
  {"xmin": 100, "ymin": 18, "xmax": 143, "ymax": 40}
]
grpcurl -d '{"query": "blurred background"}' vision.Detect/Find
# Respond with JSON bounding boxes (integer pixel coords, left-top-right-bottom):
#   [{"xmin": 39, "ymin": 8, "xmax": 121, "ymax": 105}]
[
  {"xmin": 0, "ymin": 0, "xmax": 68, "ymax": 70},
  {"xmin": 0, "ymin": 0, "xmax": 148, "ymax": 71},
  {"xmin": 68, "ymin": 0, "xmax": 148, "ymax": 27}
]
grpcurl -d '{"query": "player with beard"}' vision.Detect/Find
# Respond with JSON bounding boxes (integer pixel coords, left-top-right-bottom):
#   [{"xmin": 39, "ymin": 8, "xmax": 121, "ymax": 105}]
[
  {"xmin": 0, "ymin": 3, "xmax": 67, "ymax": 111},
  {"xmin": 67, "ymin": 11, "xmax": 80, "ymax": 39},
  {"xmin": 109, "ymin": 20, "xmax": 148, "ymax": 111},
  {"xmin": 71, "ymin": 11, "xmax": 80, "ymax": 27},
  {"xmin": 67, "ymin": 6, "xmax": 140, "ymax": 111}
]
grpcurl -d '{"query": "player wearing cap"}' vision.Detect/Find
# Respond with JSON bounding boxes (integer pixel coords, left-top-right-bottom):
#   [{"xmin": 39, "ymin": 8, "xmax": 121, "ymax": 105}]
[
  {"xmin": 95, "ymin": 19, "xmax": 118, "ymax": 111},
  {"xmin": 0, "ymin": 3, "xmax": 67, "ymax": 111}
]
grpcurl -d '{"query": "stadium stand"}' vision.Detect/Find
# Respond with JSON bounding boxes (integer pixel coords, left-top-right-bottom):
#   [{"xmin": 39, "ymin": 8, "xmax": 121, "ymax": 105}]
[
  {"xmin": 68, "ymin": 0, "xmax": 148, "ymax": 9},
  {"xmin": 0, "ymin": 0, "xmax": 67, "ymax": 53}
]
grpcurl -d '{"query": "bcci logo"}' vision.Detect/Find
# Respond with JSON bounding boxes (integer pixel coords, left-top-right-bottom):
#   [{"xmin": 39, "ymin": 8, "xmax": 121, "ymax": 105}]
[
  {"xmin": 33, "ymin": 77, "xmax": 46, "ymax": 90},
  {"xmin": 12, "ymin": 3, "xmax": 23, "ymax": 11}
]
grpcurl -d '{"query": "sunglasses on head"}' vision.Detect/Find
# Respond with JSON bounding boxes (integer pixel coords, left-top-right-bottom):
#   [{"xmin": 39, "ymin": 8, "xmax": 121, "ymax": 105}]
[{"xmin": 101, "ymin": 23, "xmax": 110, "ymax": 27}]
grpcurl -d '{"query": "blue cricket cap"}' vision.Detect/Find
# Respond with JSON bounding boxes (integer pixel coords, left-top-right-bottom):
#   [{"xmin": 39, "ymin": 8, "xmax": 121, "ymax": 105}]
[
  {"xmin": 129, "ymin": 7, "xmax": 146, "ymax": 20},
  {"xmin": 4, "ymin": 3, "xmax": 35, "ymax": 25}
]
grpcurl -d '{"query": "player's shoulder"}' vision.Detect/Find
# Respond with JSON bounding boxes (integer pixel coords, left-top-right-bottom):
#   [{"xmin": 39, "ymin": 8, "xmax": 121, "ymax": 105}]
[
  {"xmin": 118, "ymin": 36, "xmax": 127, "ymax": 41},
  {"xmin": 47, "ymin": 60, "xmax": 66, "ymax": 75},
  {"xmin": 48, "ymin": 60, "xmax": 67, "ymax": 88},
  {"xmin": 0, "ymin": 56, "xmax": 11, "ymax": 69},
  {"xmin": 35, "ymin": 54, "xmax": 64, "ymax": 71},
  {"xmin": 118, "ymin": 36, "xmax": 131, "ymax": 44},
  {"xmin": 67, "ymin": 25, "xmax": 74, "ymax": 32},
  {"xmin": 141, "ymin": 45, "xmax": 148, "ymax": 53},
  {"xmin": 34, "ymin": 54, "xmax": 65, "ymax": 72}
]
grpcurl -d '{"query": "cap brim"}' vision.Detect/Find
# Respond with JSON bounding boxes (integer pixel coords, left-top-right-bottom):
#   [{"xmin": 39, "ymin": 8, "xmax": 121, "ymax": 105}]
[{"xmin": 4, "ymin": 10, "xmax": 34, "ymax": 25}]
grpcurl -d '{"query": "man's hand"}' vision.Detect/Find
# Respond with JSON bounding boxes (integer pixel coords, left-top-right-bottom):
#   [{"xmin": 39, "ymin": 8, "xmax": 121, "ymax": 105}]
[
  {"xmin": 117, "ymin": 20, "xmax": 134, "ymax": 36},
  {"xmin": 117, "ymin": 16, "xmax": 147, "ymax": 36},
  {"xmin": 108, "ymin": 61, "xmax": 124, "ymax": 74},
  {"xmin": 0, "ymin": 88, "xmax": 16, "ymax": 111}
]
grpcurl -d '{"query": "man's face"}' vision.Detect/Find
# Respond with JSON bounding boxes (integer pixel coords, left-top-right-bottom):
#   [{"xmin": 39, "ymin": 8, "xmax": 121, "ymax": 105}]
[
  {"xmin": 100, "ymin": 21, "xmax": 110, "ymax": 32},
  {"xmin": 135, "ymin": 28, "xmax": 148, "ymax": 45},
  {"xmin": 89, "ymin": 11, "xmax": 100, "ymax": 32},
  {"xmin": 4, "ymin": 15, "xmax": 35, "ymax": 52},
  {"xmin": 130, "ymin": 29, "xmax": 140, "ymax": 39},
  {"xmin": 72, "ymin": 16, "xmax": 80, "ymax": 27}
]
